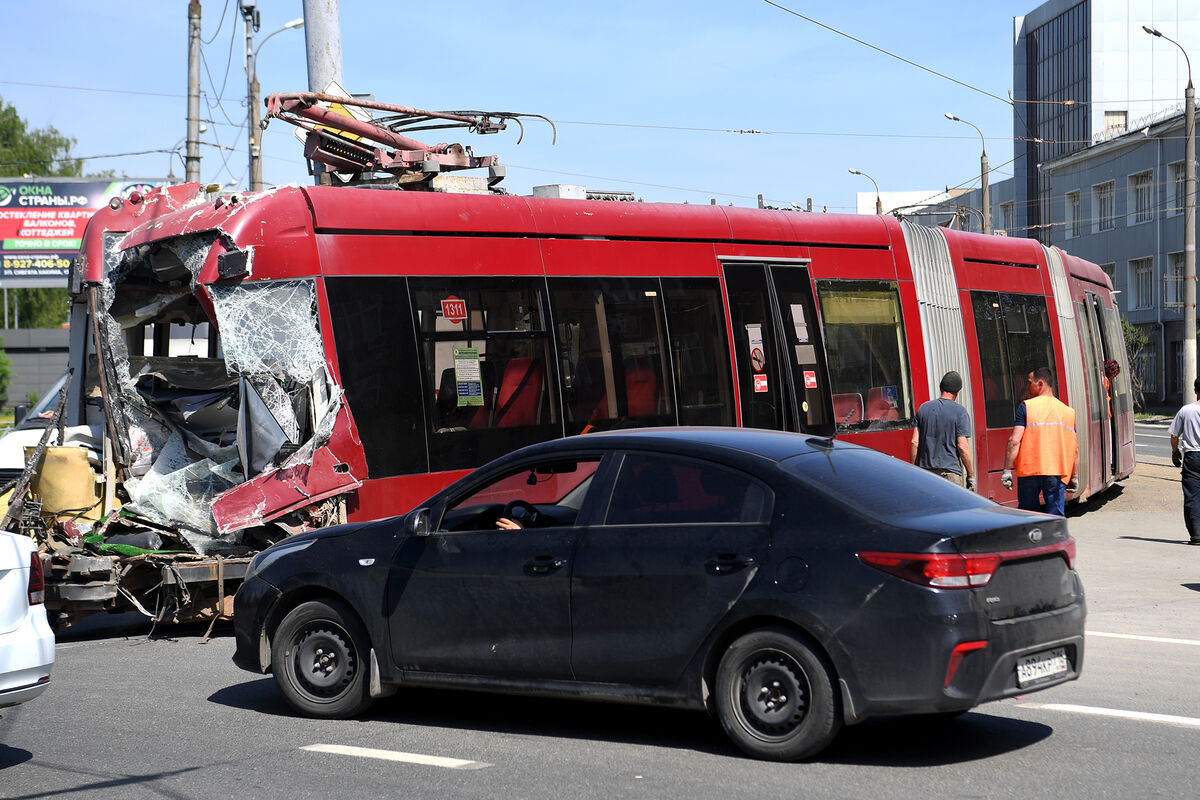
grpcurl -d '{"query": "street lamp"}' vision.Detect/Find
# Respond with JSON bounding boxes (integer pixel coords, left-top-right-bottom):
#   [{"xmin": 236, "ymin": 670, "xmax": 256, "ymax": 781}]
[
  {"xmin": 242, "ymin": 3, "xmax": 304, "ymax": 190},
  {"xmin": 945, "ymin": 113, "xmax": 990, "ymax": 235},
  {"xmin": 848, "ymin": 168, "xmax": 882, "ymax": 215},
  {"xmin": 1144, "ymin": 24, "xmax": 1195, "ymax": 402}
]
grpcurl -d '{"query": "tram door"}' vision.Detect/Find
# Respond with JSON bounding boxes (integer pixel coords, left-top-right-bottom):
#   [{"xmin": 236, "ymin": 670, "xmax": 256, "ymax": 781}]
[
  {"xmin": 722, "ymin": 261, "xmax": 833, "ymax": 435},
  {"xmin": 1079, "ymin": 293, "xmax": 1114, "ymax": 484}
]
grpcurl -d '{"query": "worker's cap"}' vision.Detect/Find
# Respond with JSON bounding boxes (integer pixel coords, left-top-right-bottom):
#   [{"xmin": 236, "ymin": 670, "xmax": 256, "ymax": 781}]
[{"xmin": 939, "ymin": 371, "xmax": 963, "ymax": 393}]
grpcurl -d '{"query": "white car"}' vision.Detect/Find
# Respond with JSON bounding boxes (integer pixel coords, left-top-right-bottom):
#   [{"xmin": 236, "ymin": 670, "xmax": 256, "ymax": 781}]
[{"xmin": 0, "ymin": 530, "xmax": 54, "ymax": 708}]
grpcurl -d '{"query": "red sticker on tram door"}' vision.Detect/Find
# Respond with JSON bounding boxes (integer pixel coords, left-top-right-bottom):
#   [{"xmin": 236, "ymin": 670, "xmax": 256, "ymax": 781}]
[
  {"xmin": 441, "ymin": 295, "xmax": 467, "ymax": 324},
  {"xmin": 754, "ymin": 374, "xmax": 769, "ymax": 393},
  {"xmin": 804, "ymin": 371, "xmax": 817, "ymax": 389}
]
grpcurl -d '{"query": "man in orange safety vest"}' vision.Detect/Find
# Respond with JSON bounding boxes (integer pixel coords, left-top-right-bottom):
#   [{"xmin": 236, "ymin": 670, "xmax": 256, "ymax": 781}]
[{"xmin": 1000, "ymin": 366, "xmax": 1078, "ymax": 516}]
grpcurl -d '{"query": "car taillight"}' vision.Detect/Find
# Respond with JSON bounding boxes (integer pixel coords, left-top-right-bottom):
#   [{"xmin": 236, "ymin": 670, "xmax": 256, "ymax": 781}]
[
  {"xmin": 859, "ymin": 538, "xmax": 1075, "ymax": 589},
  {"xmin": 28, "ymin": 552, "xmax": 45, "ymax": 605},
  {"xmin": 859, "ymin": 552, "xmax": 1001, "ymax": 588}
]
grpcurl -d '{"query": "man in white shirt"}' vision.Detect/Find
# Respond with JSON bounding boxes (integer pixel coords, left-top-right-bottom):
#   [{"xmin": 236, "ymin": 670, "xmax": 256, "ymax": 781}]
[{"xmin": 1169, "ymin": 376, "xmax": 1200, "ymax": 545}]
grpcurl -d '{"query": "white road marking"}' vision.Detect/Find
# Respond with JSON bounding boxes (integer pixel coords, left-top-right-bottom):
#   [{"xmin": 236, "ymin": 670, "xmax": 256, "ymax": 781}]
[
  {"xmin": 301, "ymin": 744, "xmax": 490, "ymax": 769},
  {"xmin": 1136, "ymin": 432, "xmax": 1171, "ymax": 439},
  {"xmin": 1018, "ymin": 703, "xmax": 1200, "ymax": 729},
  {"xmin": 1087, "ymin": 631, "xmax": 1200, "ymax": 647}
]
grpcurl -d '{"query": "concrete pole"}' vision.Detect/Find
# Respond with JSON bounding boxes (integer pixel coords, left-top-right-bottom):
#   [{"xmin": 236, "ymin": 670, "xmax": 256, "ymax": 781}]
[
  {"xmin": 981, "ymin": 148, "xmax": 991, "ymax": 235},
  {"xmin": 186, "ymin": 0, "xmax": 202, "ymax": 182},
  {"xmin": 1185, "ymin": 80, "xmax": 1196, "ymax": 400},
  {"xmin": 1143, "ymin": 26, "xmax": 1195, "ymax": 399},
  {"xmin": 241, "ymin": 2, "xmax": 261, "ymax": 190},
  {"xmin": 302, "ymin": 0, "xmax": 344, "ymax": 92}
]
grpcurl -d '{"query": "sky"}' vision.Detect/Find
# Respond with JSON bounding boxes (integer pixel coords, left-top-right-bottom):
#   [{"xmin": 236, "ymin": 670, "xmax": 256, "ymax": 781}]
[{"xmin": 0, "ymin": 0, "xmax": 1044, "ymax": 212}]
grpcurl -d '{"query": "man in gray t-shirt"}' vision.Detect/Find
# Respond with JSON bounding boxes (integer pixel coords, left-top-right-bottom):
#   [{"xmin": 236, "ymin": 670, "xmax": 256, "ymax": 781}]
[
  {"xmin": 1169, "ymin": 376, "xmax": 1200, "ymax": 545},
  {"xmin": 910, "ymin": 371, "xmax": 976, "ymax": 490}
]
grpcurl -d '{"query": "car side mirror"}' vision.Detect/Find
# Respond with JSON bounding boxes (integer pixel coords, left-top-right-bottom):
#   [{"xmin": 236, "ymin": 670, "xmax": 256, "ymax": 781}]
[
  {"xmin": 407, "ymin": 507, "xmax": 431, "ymax": 537},
  {"xmin": 13, "ymin": 404, "xmax": 26, "ymax": 426}
]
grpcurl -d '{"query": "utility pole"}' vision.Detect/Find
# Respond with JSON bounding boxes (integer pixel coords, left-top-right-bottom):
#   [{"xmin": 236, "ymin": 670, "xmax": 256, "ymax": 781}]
[
  {"xmin": 186, "ymin": 0, "xmax": 203, "ymax": 182},
  {"xmin": 302, "ymin": 0, "xmax": 344, "ymax": 185},
  {"xmin": 240, "ymin": 1, "xmax": 262, "ymax": 190},
  {"xmin": 302, "ymin": 0, "xmax": 344, "ymax": 93},
  {"xmin": 1145, "ymin": 26, "xmax": 1195, "ymax": 401}
]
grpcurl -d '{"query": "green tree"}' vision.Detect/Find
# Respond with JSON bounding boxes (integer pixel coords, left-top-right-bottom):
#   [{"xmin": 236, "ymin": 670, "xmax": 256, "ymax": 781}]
[
  {"xmin": 0, "ymin": 336, "xmax": 12, "ymax": 407},
  {"xmin": 0, "ymin": 94, "xmax": 82, "ymax": 178},
  {"xmin": 1122, "ymin": 316, "xmax": 1150, "ymax": 411}
]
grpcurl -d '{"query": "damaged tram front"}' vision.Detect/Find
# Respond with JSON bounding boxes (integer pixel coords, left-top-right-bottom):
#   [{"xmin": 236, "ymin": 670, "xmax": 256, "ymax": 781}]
[{"xmin": 37, "ymin": 182, "xmax": 364, "ymax": 627}]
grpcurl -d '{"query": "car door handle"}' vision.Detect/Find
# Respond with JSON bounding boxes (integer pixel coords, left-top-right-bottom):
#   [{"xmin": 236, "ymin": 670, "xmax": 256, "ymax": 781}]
[
  {"xmin": 526, "ymin": 555, "xmax": 567, "ymax": 574},
  {"xmin": 706, "ymin": 555, "xmax": 757, "ymax": 574}
]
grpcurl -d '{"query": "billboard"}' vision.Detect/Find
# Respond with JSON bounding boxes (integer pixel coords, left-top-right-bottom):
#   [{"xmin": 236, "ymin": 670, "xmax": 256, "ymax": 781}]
[{"xmin": 0, "ymin": 179, "xmax": 160, "ymax": 285}]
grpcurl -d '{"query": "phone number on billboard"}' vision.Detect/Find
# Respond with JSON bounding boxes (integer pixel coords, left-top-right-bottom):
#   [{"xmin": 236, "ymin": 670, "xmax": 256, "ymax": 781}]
[{"xmin": 3, "ymin": 255, "xmax": 71, "ymax": 271}]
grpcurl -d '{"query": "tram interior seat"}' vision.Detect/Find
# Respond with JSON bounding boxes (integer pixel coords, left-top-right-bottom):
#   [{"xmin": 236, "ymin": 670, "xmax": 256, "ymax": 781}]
[
  {"xmin": 588, "ymin": 356, "xmax": 663, "ymax": 423},
  {"xmin": 866, "ymin": 386, "xmax": 900, "ymax": 421},
  {"xmin": 471, "ymin": 357, "xmax": 544, "ymax": 428},
  {"xmin": 436, "ymin": 363, "xmax": 496, "ymax": 430},
  {"xmin": 832, "ymin": 392, "xmax": 863, "ymax": 425}
]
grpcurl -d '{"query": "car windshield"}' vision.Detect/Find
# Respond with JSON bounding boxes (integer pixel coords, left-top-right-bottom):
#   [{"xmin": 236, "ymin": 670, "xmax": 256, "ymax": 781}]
[{"xmin": 780, "ymin": 448, "xmax": 995, "ymax": 521}]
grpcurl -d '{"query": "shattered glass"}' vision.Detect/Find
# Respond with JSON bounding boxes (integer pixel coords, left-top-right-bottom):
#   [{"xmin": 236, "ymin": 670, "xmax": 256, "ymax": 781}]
[
  {"xmin": 124, "ymin": 432, "xmax": 240, "ymax": 553},
  {"xmin": 209, "ymin": 280, "xmax": 325, "ymax": 381},
  {"xmin": 92, "ymin": 229, "xmax": 343, "ymax": 551}
]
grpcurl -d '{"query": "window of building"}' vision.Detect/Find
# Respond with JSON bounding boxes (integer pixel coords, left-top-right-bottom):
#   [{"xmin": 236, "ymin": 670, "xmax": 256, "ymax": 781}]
[
  {"xmin": 1166, "ymin": 252, "xmax": 1184, "ymax": 308},
  {"xmin": 1129, "ymin": 258, "xmax": 1154, "ymax": 310},
  {"xmin": 1001, "ymin": 202, "xmax": 1014, "ymax": 233},
  {"xmin": 1104, "ymin": 110, "xmax": 1127, "ymax": 137},
  {"xmin": 1066, "ymin": 191, "xmax": 1081, "ymax": 238},
  {"xmin": 816, "ymin": 280, "xmax": 913, "ymax": 430},
  {"xmin": 1170, "ymin": 161, "xmax": 1185, "ymax": 217},
  {"xmin": 970, "ymin": 292, "xmax": 1056, "ymax": 429},
  {"xmin": 1129, "ymin": 171, "xmax": 1153, "ymax": 224},
  {"xmin": 1093, "ymin": 182, "xmax": 1115, "ymax": 231},
  {"xmin": 1138, "ymin": 338, "xmax": 1159, "ymax": 395}
]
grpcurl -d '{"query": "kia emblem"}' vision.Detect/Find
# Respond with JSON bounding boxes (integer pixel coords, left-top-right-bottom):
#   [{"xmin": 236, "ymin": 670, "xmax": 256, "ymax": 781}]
[{"xmin": 1028, "ymin": 528, "xmax": 1043, "ymax": 543}]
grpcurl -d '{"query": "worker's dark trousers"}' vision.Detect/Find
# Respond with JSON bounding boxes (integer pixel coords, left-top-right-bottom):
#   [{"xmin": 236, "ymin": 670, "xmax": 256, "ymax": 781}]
[{"xmin": 1182, "ymin": 452, "xmax": 1200, "ymax": 544}]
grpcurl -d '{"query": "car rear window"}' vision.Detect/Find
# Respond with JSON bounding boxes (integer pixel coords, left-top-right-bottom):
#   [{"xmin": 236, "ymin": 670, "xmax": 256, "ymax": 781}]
[{"xmin": 780, "ymin": 448, "xmax": 995, "ymax": 520}]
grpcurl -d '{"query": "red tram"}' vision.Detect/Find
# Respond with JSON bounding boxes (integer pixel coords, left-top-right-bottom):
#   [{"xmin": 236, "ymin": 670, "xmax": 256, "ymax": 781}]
[{"xmin": 69, "ymin": 181, "xmax": 1133, "ymax": 546}]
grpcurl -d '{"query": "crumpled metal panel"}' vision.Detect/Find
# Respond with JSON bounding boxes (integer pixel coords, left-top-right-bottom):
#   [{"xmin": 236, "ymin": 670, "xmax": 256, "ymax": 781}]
[{"xmin": 211, "ymin": 402, "xmax": 362, "ymax": 534}]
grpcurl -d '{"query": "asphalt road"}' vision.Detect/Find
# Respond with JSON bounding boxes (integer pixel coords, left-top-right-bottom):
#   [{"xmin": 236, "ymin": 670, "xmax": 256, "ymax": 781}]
[
  {"xmin": 2, "ymin": 463, "xmax": 1198, "ymax": 800},
  {"xmin": 1135, "ymin": 420, "xmax": 1173, "ymax": 462}
]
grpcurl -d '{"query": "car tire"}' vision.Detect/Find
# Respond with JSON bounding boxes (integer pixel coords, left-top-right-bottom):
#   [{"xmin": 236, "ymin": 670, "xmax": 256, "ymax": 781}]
[
  {"xmin": 714, "ymin": 627, "xmax": 841, "ymax": 761},
  {"xmin": 271, "ymin": 598, "xmax": 375, "ymax": 719}
]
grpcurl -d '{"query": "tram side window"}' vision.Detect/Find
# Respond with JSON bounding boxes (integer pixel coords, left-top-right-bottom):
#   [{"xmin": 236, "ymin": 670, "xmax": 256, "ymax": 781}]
[
  {"xmin": 816, "ymin": 280, "xmax": 913, "ymax": 428},
  {"xmin": 971, "ymin": 291, "xmax": 1056, "ymax": 429},
  {"xmin": 1076, "ymin": 302, "xmax": 1104, "ymax": 423},
  {"xmin": 1099, "ymin": 305, "xmax": 1131, "ymax": 416},
  {"xmin": 324, "ymin": 276, "xmax": 427, "ymax": 478},
  {"xmin": 662, "ymin": 278, "xmax": 734, "ymax": 426},
  {"xmin": 549, "ymin": 278, "xmax": 676, "ymax": 435},
  {"xmin": 411, "ymin": 278, "xmax": 559, "ymax": 472}
]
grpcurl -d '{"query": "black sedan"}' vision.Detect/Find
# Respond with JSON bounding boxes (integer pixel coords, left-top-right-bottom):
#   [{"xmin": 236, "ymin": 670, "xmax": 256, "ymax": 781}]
[{"xmin": 232, "ymin": 428, "xmax": 1084, "ymax": 761}]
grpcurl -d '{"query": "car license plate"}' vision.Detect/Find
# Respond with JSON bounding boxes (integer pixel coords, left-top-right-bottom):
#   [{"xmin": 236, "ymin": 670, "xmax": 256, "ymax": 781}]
[{"xmin": 1016, "ymin": 647, "xmax": 1068, "ymax": 688}]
